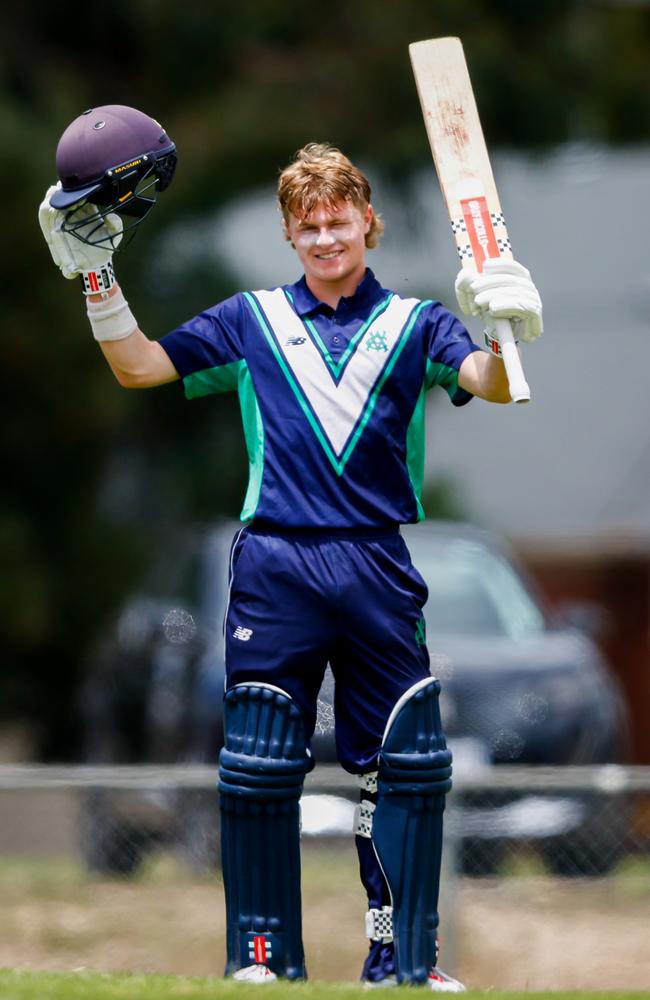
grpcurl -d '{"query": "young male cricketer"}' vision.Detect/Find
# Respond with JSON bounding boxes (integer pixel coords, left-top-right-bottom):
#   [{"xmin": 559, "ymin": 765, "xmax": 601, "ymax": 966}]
[{"xmin": 40, "ymin": 140, "xmax": 542, "ymax": 990}]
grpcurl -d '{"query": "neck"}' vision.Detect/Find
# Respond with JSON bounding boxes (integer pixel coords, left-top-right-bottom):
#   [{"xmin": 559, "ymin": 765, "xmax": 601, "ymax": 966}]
[{"xmin": 305, "ymin": 265, "xmax": 366, "ymax": 309}]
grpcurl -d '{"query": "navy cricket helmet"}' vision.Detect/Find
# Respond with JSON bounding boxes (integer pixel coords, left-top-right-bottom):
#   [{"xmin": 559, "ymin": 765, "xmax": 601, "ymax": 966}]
[{"xmin": 50, "ymin": 104, "xmax": 177, "ymax": 248}]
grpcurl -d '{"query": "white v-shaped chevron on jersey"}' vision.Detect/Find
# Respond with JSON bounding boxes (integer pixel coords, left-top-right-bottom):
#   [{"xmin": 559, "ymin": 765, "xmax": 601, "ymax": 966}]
[{"xmin": 247, "ymin": 289, "xmax": 422, "ymax": 462}]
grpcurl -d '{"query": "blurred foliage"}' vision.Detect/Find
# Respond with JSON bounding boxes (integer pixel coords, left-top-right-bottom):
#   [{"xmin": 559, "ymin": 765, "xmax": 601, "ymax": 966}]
[{"xmin": 1, "ymin": 0, "xmax": 649, "ymax": 757}]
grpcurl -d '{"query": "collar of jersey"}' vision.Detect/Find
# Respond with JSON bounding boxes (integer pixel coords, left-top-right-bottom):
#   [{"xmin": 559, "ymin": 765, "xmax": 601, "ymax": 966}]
[
  {"xmin": 284, "ymin": 288, "xmax": 393, "ymax": 383},
  {"xmin": 283, "ymin": 272, "xmax": 392, "ymax": 383},
  {"xmin": 286, "ymin": 268, "xmax": 385, "ymax": 317}
]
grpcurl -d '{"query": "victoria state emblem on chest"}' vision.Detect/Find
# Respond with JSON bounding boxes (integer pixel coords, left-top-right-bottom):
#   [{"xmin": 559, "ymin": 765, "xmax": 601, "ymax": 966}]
[
  {"xmin": 245, "ymin": 288, "xmax": 427, "ymax": 475},
  {"xmin": 365, "ymin": 330, "xmax": 389, "ymax": 352}
]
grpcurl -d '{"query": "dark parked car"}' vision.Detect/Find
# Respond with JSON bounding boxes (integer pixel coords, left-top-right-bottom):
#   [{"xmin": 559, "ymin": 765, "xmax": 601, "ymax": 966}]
[{"xmin": 79, "ymin": 520, "xmax": 629, "ymax": 876}]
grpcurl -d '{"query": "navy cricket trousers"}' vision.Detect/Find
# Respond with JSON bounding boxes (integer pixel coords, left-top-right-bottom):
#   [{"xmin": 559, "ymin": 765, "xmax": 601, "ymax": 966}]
[{"xmin": 223, "ymin": 524, "xmax": 431, "ymax": 773}]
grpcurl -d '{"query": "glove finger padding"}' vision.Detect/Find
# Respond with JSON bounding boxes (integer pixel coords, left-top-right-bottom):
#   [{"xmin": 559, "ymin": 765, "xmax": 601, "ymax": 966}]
[
  {"xmin": 38, "ymin": 185, "xmax": 77, "ymax": 278},
  {"xmin": 38, "ymin": 185, "xmax": 123, "ymax": 279},
  {"xmin": 104, "ymin": 212, "xmax": 124, "ymax": 244},
  {"xmin": 468, "ymin": 273, "xmax": 536, "ymax": 296},
  {"xmin": 454, "ymin": 257, "xmax": 543, "ymax": 343},
  {"xmin": 475, "ymin": 289, "xmax": 542, "ymax": 342},
  {"xmin": 484, "ymin": 306, "xmax": 542, "ymax": 345},
  {"xmin": 67, "ymin": 203, "xmax": 123, "ymax": 260},
  {"xmin": 481, "ymin": 258, "xmax": 532, "ymax": 281},
  {"xmin": 454, "ymin": 267, "xmax": 482, "ymax": 316}
]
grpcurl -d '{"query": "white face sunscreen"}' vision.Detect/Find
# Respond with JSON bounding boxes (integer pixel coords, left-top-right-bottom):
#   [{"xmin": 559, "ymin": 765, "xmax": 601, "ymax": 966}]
[{"xmin": 293, "ymin": 221, "xmax": 358, "ymax": 249}]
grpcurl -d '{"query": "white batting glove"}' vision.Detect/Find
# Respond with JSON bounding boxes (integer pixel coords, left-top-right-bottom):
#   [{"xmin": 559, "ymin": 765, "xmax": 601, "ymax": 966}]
[
  {"xmin": 38, "ymin": 184, "xmax": 123, "ymax": 292},
  {"xmin": 454, "ymin": 258, "xmax": 543, "ymax": 344}
]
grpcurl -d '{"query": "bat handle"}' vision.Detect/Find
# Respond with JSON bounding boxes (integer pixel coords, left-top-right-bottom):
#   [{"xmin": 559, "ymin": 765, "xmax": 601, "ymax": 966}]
[{"xmin": 493, "ymin": 318, "xmax": 531, "ymax": 404}]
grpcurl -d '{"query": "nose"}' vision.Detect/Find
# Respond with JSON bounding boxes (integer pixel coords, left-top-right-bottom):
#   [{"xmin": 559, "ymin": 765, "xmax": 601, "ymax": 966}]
[{"xmin": 315, "ymin": 228, "xmax": 337, "ymax": 247}]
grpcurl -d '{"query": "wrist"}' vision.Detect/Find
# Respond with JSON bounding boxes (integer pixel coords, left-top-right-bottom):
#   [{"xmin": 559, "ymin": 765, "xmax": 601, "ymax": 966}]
[
  {"xmin": 86, "ymin": 285, "xmax": 137, "ymax": 342},
  {"xmin": 87, "ymin": 283, "xmax": 120, "ymax": 305}
]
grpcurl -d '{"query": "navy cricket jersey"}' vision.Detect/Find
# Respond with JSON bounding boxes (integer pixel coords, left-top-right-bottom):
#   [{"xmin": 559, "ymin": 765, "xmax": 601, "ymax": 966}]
[{"xmin": 160, "ymin": 269, "xmax": 480, "ymax": 529}]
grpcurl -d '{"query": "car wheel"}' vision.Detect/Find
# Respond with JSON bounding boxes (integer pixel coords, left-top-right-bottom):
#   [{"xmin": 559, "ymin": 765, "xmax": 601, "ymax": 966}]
[
  {"xmin": 457, "ymin": 837, "xmax": 505, "ymax": 877},
  {"xmin": 541, "ymin": 838, "xmax": 623, "ymax": 877}
]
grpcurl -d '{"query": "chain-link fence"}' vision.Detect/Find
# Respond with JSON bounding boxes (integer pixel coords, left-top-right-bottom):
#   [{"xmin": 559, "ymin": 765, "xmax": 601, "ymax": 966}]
[
  {"xmin": 450, "ymin": 765, "xmax": 650, "ymax": 878},
  {"xmin": 2, "ymin": 763, "xmax": 648, "ymax": 876},
  {"xmin": 1, "ymin": 764, "xmax": 650, "ymax": 988}
]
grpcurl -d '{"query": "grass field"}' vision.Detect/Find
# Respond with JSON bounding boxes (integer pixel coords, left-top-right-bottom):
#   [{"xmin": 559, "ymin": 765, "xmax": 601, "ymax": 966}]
[
  {"xmin": 1, "ymin": 974, "xmax": 649, "ymax": 1000},
  {"xmin": 2, "ymin": 845, "xmax": 650, "ymax": 992}
]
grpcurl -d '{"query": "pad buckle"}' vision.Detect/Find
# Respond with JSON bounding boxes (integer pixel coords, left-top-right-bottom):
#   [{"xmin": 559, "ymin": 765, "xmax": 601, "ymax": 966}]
[
  {"xmin": 353, "ymin": 799, "xmax": 375, "ymax": 838},
  {"xmin": 358, "ymin": 771, "xmax": 378, "ymax": 794},
  {"xmin": 365, "ymin": 905, "xmax": 393, "ymax": 943}
]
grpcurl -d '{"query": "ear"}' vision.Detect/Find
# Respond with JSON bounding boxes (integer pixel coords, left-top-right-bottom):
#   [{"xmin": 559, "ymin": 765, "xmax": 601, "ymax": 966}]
[
  {"xmin": 281, "ymin": 217, "xmax": 295, "ymax": 247},
  {"xmin": 364, "ymin": 203, "xmax": 374, "ymax": 233}
]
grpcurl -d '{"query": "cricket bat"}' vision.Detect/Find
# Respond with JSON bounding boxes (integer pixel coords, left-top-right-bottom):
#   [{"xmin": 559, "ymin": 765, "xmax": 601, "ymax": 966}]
[{"xmin": 409, "ymin": 36, "xmax": 531, "ymax": 403}]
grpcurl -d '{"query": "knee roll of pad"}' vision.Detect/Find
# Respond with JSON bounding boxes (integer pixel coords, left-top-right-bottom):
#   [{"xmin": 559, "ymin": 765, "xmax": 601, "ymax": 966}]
[
  {"xmin": 378, "ymin": 677, "xmax": 452, "ymax": 799},
  {"xmin": 219, "ymin": 683, "xmax": 312, "ymax": 980},
  {"xmin": 372, "ymin": 677, "xmax": 452, "ymax": 985}
]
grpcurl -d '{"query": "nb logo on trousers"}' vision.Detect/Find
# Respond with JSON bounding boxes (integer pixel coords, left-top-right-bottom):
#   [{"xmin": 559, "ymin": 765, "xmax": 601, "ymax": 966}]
[{"xmin": 233, "ymin": 625, "xmax": 253, "ymax": 642}]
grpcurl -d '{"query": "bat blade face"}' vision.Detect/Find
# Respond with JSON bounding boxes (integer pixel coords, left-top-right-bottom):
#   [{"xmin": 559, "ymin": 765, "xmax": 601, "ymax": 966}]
[{"xmin": 409, "ymin": 37, "xmax": 512, "ymax": 272}]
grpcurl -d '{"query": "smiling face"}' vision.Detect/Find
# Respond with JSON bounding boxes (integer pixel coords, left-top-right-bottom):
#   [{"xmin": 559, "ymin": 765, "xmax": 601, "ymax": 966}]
[{"xmin": 285, "ymin": 199, "xmax": 373, "ymax": 302}]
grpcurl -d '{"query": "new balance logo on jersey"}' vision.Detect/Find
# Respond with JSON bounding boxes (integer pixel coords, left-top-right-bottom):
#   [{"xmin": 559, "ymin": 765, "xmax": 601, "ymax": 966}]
[
  {"xmin": 285, "ymin": 336, "xmax": 306, "ymax": 346},
  {"xmin": 233, "ymin": 625, "xmax": 253, "ymax": 641}
]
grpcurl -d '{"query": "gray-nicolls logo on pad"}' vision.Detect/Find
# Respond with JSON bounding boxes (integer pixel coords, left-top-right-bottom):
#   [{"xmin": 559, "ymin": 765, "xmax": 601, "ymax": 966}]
[{"xmin": 233, "ymin": 625, "xmax": 253, "ymax": 641}]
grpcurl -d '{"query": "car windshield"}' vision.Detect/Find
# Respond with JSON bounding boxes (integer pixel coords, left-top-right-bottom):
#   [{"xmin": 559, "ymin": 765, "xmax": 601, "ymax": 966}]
[{"xmin": 414, "ymin": 537, "xmax": 545, "ymax": 639}]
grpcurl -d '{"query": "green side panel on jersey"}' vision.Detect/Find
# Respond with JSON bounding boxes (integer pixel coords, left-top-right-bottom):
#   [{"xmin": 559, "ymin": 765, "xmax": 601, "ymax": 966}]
[
  {"xmin": 182, "ymin": 360, "xmax": 264, "ymax": 521},
  {"xmin": 424, "ymin": 356, "xmax": 462, "ymax": 399},
  {"xmin": 406, "ymin": 357, "xmax": 464, "ymax": 521},
  {"xmin": 183, "ymin": 360, "xmax": 242, "ymax": 398},
  {"xmin": 237, "ymin": 362, "xmax": 265, "ymax": 521},
  {"xmin": 405, "ymin": 386, "xmax": 427, "ymax": 522}
]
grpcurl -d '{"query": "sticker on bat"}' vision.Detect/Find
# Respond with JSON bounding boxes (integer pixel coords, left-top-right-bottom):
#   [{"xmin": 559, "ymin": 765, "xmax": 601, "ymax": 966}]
[{"xmin": 460, "ymin": 195, "xmax": 500, "ymax": 271}]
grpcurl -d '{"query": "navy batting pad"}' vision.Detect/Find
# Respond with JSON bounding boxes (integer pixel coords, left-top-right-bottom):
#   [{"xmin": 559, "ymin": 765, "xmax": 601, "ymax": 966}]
[
  {"xmin": 219, "ymin": 683, "xmax": 312, "ymax": 979},
  {"xmin": 372, "ymin": 677, "xmax": 452, "ymax": 985}
]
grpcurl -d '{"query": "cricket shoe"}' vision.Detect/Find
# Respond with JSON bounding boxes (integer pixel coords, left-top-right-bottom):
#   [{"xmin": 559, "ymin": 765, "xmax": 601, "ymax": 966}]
[
  {"xmin": 232, "ymin": 964, "xmax": 277, "ymax": 984},
  {"xmin": 427, "ymin": 967, "xmax": 466, "ymax": 992},
  {"xmin": 364, "ymin": 968, "xmax": 466, "ymax": 992}
]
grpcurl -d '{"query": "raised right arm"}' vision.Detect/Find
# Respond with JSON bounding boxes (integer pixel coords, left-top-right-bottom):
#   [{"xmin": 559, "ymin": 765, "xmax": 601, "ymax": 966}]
[
  {"xmin": 88, "ymin": 285, "xmax": 179, "ymax": 388},
  {"xmin": 39, "ymin": 185, "xmax": 179, "ymax": 389}
]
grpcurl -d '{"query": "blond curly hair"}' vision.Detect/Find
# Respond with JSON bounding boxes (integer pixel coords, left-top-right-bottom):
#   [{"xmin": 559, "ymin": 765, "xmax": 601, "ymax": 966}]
[{"xmin": 277, "ymin": 143, "xmax": 384, "ymax": 249}]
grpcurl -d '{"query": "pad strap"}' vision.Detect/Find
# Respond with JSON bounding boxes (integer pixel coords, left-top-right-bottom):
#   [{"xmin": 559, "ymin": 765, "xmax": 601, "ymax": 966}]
[
  {"xmin": 358, "ymin": 771, "xmax": 378, "ymax": 794},
  {"xmin": 353, "ymin": 798, "xmax": 375, "ymax": 838},
  {"xmin": 365, "ymin": 905, "xmax": 394, "ymax": 943}
]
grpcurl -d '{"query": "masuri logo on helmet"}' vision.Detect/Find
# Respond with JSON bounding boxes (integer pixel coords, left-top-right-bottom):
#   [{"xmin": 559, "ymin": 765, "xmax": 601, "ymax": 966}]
[{"xmin": 49, "ymin": 104, "xmax": 177, "ymax": 250}]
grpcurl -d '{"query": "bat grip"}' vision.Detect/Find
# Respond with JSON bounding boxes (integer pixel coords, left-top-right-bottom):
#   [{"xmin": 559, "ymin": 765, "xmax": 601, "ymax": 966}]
[{"xmin": 493, "ymin": 318, "xmax": 531, "ymax": 403}]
